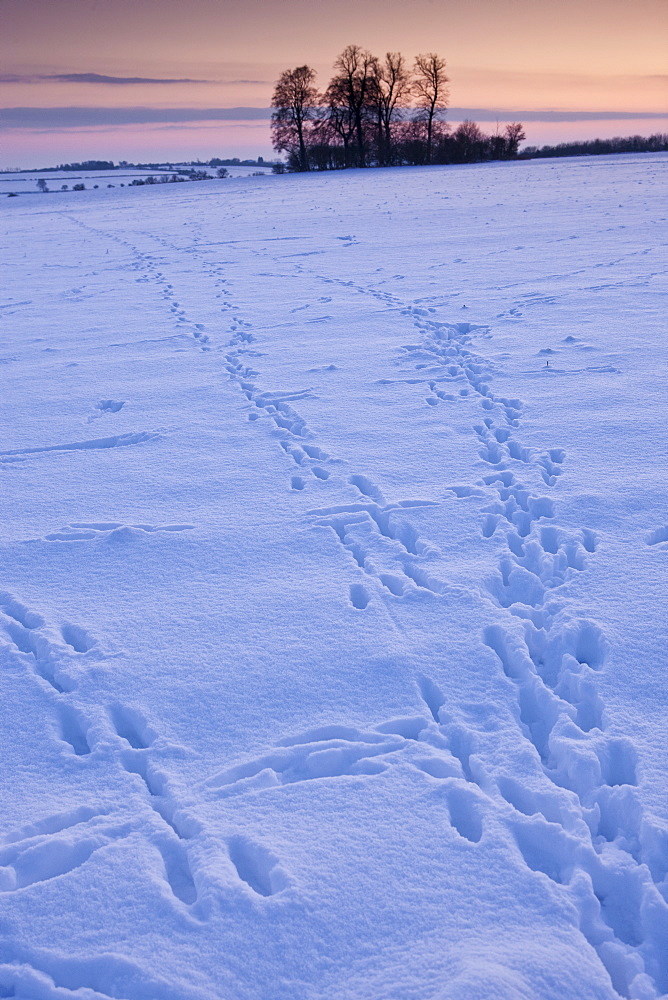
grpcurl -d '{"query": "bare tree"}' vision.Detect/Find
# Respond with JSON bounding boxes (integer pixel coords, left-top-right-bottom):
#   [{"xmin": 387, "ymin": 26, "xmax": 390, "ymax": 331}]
[
  {"xmin": 413, "ymin": 53, "xmax": 449, "ymax": 163},
  {"xmin": 371, "ymin": 52, "xmax": 410, "ymax": 165},
  {"xmin": 452, "ymin": 119, "xmax": 486, "ymax": 162},
  {"xmin": 271, "ymin": 66, "xmax": 320, "ymax": 172},
  {"xmin": 504, "ymin": 122, "xmax": 526, "ymax": 157},
  {"xmin": 328, "ymin": 45, "xmax": 377, "ymax": 167},
  {"xmin": 320, "ymin": 79, "xmax": 357, "ymax": 167}
]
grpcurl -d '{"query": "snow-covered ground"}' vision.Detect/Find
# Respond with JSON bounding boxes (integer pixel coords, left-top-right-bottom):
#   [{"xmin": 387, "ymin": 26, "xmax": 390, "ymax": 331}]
[{"xmin": 1, "ymin": 153, "xmax": 667, "ymax": 1000}]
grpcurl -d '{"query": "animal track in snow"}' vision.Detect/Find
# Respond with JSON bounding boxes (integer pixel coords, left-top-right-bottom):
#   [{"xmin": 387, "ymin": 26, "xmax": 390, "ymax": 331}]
[
  {"xmin": 308, "ymin": 492, "xmax": 444, "ymax": 599},
  {"xmin": 0, "ymin": 958, "xmax": 192, "ymax": 1000},
  {"xmin": 46, "ymin": 229, "xmax": 664, "ymax": 989},
  {"xmin": 1, "ymin": 805, "xmax": 109, "ymax": 847},
  {"xmin": 121, "ymin": 752, "xmax": 198, "ymax": 904},
  {"xmin": 204, "ymin": 698, "xmax": 488, "ymax": 813},
  {"xmin": 3, "ymin": 617, "xmax": 68, "ymax": 693},
  {"xmin": 0, "ymin": 596, "xmax": 101, "ymax": 696},
  {"xmin": 42, "ymin": 521, "xmax": 194, "ymax": 542},
  {"xmin": 349, "ymin": 474, "xmax": 386, "ymax": 504},
  {"xmin": 56, "ymin": 703, "xmax": 92, "ymax": 756},
  {"xmin": 0, "ymin": 592, "xmax": 44, "ymax": 629},
  {"xmin": 222, "ymin": 310, "xmax": 446, "ymax": 606},
  {"xmin": 204, "ymin": 729, "xmax": 397, "ymax": 796},
  {"xmin": 109, "ymin": 703, "xmax": 154, "ymax": 749},
  {"xmin": 0, "ymin": 814, "xmax": 133, "ymax": 892},
  {"xmin": 0, "ymin": 431, "xmax": 160, "ymax": 463},
  {"xmin": 87, "ymin": 399, "xmax": 125, "ymax": 423},
  {"xmin": 61, "ymin": 623, "xmax": 97, "ymax": 652},
  {"xmin": 646, "ymin": 525, "xmax": 668, "ymax": 546},
  {"xmin": 152, "ymin": 832, "xmax": 198, "ymax": 905},
  {"xmin": 480, "ymin": 549, "xmax": 666, "ymax": 996},
  {"xmin": 398, "ymin": 309, "xmax": 668, "ymax": 996},
  {"xmin": 302, "ymin": 444, "xmax": 329, "ymax": 460},
  {"xmin": 349, "ymin": 583, "xmax": 370, "ymax": 609},
  {"xmin": 510, "ymin": 819, "xmax": 575, "ymax": 885},
  {"xmin": 445, "ymin": 785, "xmax": 484, "ymax": 843},
  {"xmin": 227, "ymin": 836, "xmax": 289, "ymax": 897},
  {"xmin": 0, "ymin": 593, "xmax": 205, "ymax": 908}
]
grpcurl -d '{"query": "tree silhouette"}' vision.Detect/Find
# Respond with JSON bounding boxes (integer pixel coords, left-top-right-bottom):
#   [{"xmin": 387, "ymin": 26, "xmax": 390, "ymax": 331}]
[
  {"xmin": 504, "ymin": 123, "xmax": 526, "ymax": 157},
  {"xmin": 370, "ymin": 53, "xmax": 410, "ymax": 166},
  {"xmin": 328, "ymin": 45, "xmax": 377, "ymax": 167},
  {"xmin": 453, "ymin": 120, "xmax": 486, "ymax": 162},
  {"xmin": 269, "ymin": 46, "xmax": 529, "ymax": 171},
  {"xmin": 271, "ymin": 66, "xmax": 320, "ymax": 172},
  {"xmin": 412, "ymin": 53, "xmax": 449, "ymax": 163},
  {"xmin": 319, "ymin": 81, "xmax": 357, "ymax": 167}
]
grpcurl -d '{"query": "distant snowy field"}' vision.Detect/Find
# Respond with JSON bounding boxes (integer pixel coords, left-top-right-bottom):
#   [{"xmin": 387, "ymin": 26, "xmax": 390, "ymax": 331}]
[
  {"xmin": 1, "ymin": 153, "xmax": 667, "ymax": 1000},
  {"xmin": 1, "ymin": 163, "xmax": 273, "ymax": 195}
]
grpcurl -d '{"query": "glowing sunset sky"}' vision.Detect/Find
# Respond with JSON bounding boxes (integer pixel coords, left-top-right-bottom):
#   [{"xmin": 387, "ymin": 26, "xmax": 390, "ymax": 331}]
[{"xmin": 1, "ymin": 0, "xmax": 666, "ymax": 166}]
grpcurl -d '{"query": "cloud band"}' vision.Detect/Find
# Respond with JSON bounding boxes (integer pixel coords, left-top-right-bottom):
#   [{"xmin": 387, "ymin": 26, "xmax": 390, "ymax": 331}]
[{"xmin": 1, "ymin": 107, "xmax": 666, "ymax": 130}]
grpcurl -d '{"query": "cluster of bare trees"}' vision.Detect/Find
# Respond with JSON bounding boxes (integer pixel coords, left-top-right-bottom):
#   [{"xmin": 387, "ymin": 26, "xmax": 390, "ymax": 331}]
[{"xmin": 271, "ymin": 46, "xmax": 525, "ymax": 171}]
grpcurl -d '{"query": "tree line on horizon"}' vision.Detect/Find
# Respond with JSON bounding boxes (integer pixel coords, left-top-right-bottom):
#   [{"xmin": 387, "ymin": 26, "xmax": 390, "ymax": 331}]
[
  {"xmin": 16, "ymin": 156, "xmax": 270, "ymax": 173},
  {"xmin": 271, "ymin": 45, "xmax": 526, "ymax": 172},
  {"xmin": 518, "ymin": 133, "xmax": 668, "ymax": 159}
]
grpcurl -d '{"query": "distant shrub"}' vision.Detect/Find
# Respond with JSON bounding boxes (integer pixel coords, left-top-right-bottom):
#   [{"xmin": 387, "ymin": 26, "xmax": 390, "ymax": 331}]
[
  {"xmin": 130, "ymin": 178, "xmax": 145, "ymax": 186},
  {"xmin": 56, "ymin": 160, "xmax": 114, "ymax": 171},
  {"xmin": 61, "ymin": 184, "xmax": 68, "ymax": 191},
  {"xmin": 73, "ymin": 183, "xmax": 85, "ymax": 191},
  {"xmin": 37, "ymin": 178, "xmax": 48, "ymax": 193},
  {"xmin": 272, "ymin": 163, "xmax": 286, "ymax": 174},
  {"xmin": 216, "ymin": 167, "xmax": 229, "ymax": 178}
]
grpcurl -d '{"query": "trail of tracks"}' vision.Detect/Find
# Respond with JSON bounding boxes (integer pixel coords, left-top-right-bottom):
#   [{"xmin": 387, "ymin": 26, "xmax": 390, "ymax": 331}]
[{"xmin": 1, "ymin": 205, "xmax": 665, "ymax": 999}]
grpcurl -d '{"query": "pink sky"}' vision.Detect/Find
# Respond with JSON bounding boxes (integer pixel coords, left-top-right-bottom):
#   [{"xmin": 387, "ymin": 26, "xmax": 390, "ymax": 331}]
[{"xmin": 1, "ymin": 0, "xmax": 666, "ymax": 167}]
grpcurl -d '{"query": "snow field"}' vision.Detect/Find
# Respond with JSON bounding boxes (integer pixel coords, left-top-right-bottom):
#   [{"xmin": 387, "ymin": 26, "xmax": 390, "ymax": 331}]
[{"xmin": 0, "ymin": 153, "xmax": 667, "ymax": 999}]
